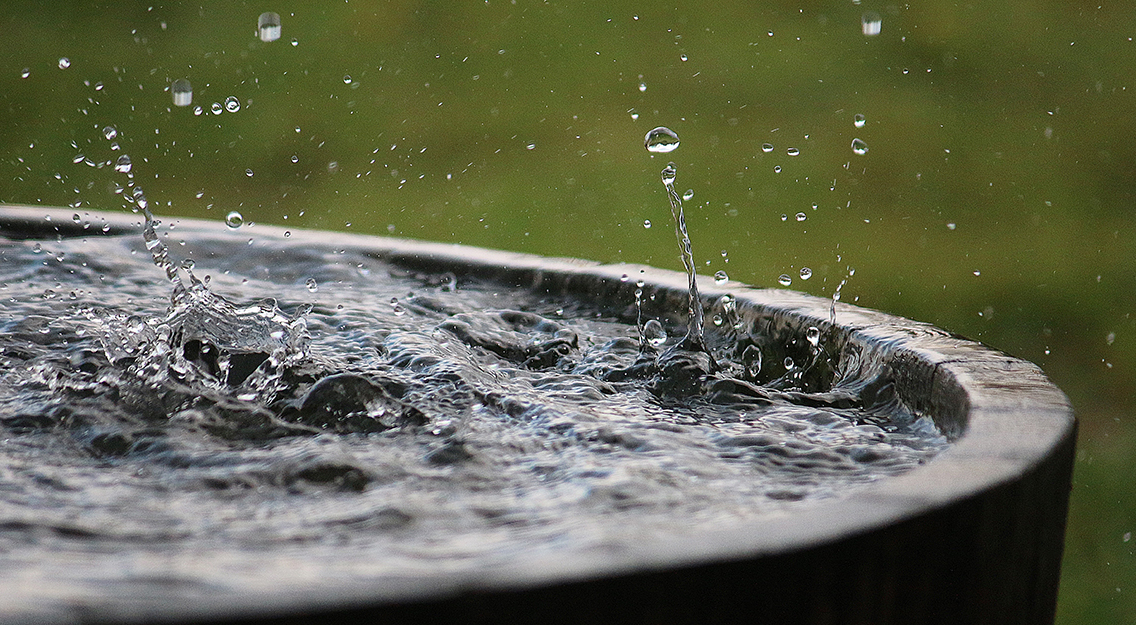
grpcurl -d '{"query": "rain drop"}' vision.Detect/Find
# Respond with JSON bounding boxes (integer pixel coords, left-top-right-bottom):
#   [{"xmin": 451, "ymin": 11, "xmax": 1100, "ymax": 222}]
[
  {"xmin": 102, "ymin": 126, "xmax": 117, "ymax": 140},
  {"xmin": 224, "ymin": 96, "xmax": 241, "ymax": 113},
  {"xmin": 682, "ymin": 189, "xmax": 694, "ymax": 201},
  {"xmin": 172, "ymin": 79, "xmax": 192, "ymax": 107},
  {"xmin": 258, "ymin": 12, "xmax": 282, "ymax": 42},
  {"xmin": 851, "ymin": 138, "xmax": 869, "ymax": 155},
  {"xmin": 854, "ymin": 113, "xmax": 866, "ymax": 128},
  {"xmin": 643, "ymin": 319, "xmax": 667, "ymax": 347},
  {"xmin": 343, "ymin": 75, "xmax": 353, "ymax": 85},
  {"xmin": 787, "ymin": 147, "xmax": 800, "ymax": 156},
  {"xmin": 114, "ymin": 154, "xmax": 132, "ymax": 173},
  {"xmin": 799, "ymin": 267, "xmax": 813, "ymax": 280},
  {"xmin": 644, "ymin": 126, "xmax": 680, "ymax": 154},
  {"xmin": 211, "ymin": 102, "xmax": 223, "ymax": 115},
  {"xmin": 58, "ymin": 58, "xmax": 71, "ymax": 70},
  {"xmin": 643, "ymin": 219, "xmax": 652, "ymax": 229},
  {"xmin": 862, "ymin": 12, "xmax": 882, "ymax": 36},
  {"xmin": 714, "ymin": 270, "xmax": 729, "ymax": 285},
  {"xmin": 638, "ymin": 81, "xmax": 647, "ymax": 92},
  {"xmin": 761, "ymin": 143, "xmax": 774, "ymax": 153},
  {"xmin": 225, "ymin": 211, "xmax": 243, "ymax": 229},
  {"xmin": 795, "ymin": 212, "xmax": 807, "ymax": 222},
  {"xmin": 778, "ymin": 274, "xmax": 792, "ymax": 286}
]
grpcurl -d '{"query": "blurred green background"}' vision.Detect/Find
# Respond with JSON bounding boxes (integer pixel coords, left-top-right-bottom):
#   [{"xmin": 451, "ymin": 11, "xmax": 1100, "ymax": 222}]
[{"xmin": 0, "ymin": 1, "xmax": 1132, "ymax": 621}]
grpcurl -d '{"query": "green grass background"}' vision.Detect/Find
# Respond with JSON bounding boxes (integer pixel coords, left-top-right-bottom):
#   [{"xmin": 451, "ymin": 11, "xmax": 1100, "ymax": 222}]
[{"xmin": 1, "ymin": 1, "xmax": 1133, "ymax": 620}]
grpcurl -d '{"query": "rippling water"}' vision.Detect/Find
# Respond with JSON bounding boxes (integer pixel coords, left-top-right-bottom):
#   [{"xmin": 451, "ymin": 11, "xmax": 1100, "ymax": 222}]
[{"xmin": 0, "ymin": 212, "xmax": 947, "ymax": 617}]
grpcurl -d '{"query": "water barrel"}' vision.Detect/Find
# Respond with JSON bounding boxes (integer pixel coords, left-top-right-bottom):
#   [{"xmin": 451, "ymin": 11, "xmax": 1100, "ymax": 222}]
[{"xmin": 0, "ymin": 205, "xmax": 1075, "ymax": 625}]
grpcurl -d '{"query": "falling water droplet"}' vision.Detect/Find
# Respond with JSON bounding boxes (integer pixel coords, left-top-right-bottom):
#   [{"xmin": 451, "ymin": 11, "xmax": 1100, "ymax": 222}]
[
  {"xmin": 806, "ymin": 326, "xmax": 821, "ymax": 347},
  {"xmin": 783, "ymin": 356, "xmax": 795, "ymax": 370},
  {"xmin": 682, "ymin": 189, "xmax": 694, "ymax": 201},
  {"xmin": 305, "ymin": 278, "xmax": 318, "ymax": 292},
  {"xmin": 680, "ymin": 54, "xmax": 688, "ymax": 62},
  {"xmin": 172, "ymin": 79, "xmax": 192, "ymax": 107},
  {"xmin": 761, "ymin": 143, "xmax": 774, "ymax": 153},
  {"xmin": 861, "ymin": 12, "xmax": 882, "ymax": 36},
  {"xmin": 58, "ymin": 58, "xmax": 71, "ymax": 70},
  {"xmin": 661, "ymin": 163, "xmax": 677, "ymax": 186},
  {"xmin": 114, "ymin": 154, "xmax": 132, "ymax": 173},
  {"xmin": 210, "ymin": 102, "xmax": 223, "ymax": 115},
  {"xmin": 714, "ymin": 270, "xmax": 729, "ymax": 285},
  {"xmin": 258, "ymin": 12, "xmax": 282, "ymax": 42},
  {"xmin": 20, "ymin": 68, "xmax": 30, "ymax": 78},
  {"xmin": 638, "ymin": 81, "xmax": 647, "ymax": 92},
  {"xmin": 795, "ymin": 212, "xmax": 807, "ymax": 222},
  {"xmin": 851, "ymin": 138, "xmax": 869, "ymax": 155},
  {"xmin": 224, "ymin": 96, "xmax": 241, "ymax": 113},
  {"xmin": 799, "ymin": 267, "xmax": 813, "ymax": 280},
  {"xmin": 643, "ymin": 319, "xmax": 667, "ymax": 347},
  {"xmin": 245, "ymin": 169, "xmax": 254, "ymax": 177},
  {"xmin": 774, "ymin": 165, "xmax": 782, "ymax": 173},
  {"xmin": 854, "ymin": 113, "xmax": 866, "ymax": 128},
  {"xmin": 778, "ymin": 274, "xmax": 792, "ymax": 286},
  {"xmin": 787, "ymin": 147, "xmax": 800, "ymax": 156},
  {"xmin": 643, "ymin": 219, "xmax": 652, "ymax": 229},
  {"xmin": 343, "ymin": 75, "xmax": 353, "ymax": 85},
  {"xmin": 102, "ymin": 126, "xmax": 118, "ymax": 140},
  {"xmin": 225, "ymin": 211, "xmax": 243, "ymax": 229},
  {"xmin": 743, "ymin": 344, "xmax": 762, "ymax": 377},
  {"xmin": 644, "ymin": 126, "xmax": 680, "ymax": 154}
]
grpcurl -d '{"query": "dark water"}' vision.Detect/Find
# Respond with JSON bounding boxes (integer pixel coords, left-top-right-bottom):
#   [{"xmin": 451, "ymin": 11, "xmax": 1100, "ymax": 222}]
[{"xmin": 0, "ymin": 213, "xmax": 946, "ymax": 616}]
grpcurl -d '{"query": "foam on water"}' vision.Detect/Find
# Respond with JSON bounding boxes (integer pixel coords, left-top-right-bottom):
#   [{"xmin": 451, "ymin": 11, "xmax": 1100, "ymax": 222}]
[{"xmin": 0, "ymin": 213, "xmax": 948, "ymax": 613}]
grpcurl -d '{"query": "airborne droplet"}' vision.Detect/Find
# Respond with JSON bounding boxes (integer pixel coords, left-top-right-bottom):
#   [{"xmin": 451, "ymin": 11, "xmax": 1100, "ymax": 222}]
[
  {"xmin": 258, "ymin": 12, "xmax": 282, "ymax": 42},
  {"xmin": 799, "ymin": 267, "xmax": 813, "ymax": 280},
  {"xmin": 643, "ymin": 319, "xmax": 667, "ymax": 347},
  {"xmin": 172, "ymin": 79, "xmax": 192, "ymax": 107},
  {"xmin": 851, "ymin": 138, "xmax": 869, "ymax": 155},
  {"xmin": 225, "ymin": 211, "xmax": 243, "ymax": 229},
  {"xmin": 778, "ymin": 274, "xmax": 792, "ymax": 287},
  {"xmin": 114, "ymin": 154, "xmax": 132, "ymax": 174},
  {"xmin": 714, "ymin": 270, "xmax": 729, "ymax": 285},
  {"xmin": 644, "ymin": 126, "xmax": 680, "ymax": 154},
  {"xmin": 224, "ymin": 96, "xmax": 241, "ymax": 113},
  {"xmin": 102, "ymin": 126, "xmax": 118, "ymax": 141},
  {"xmin": 861, "ymin": 12, "xmax": 882, "ymax": 36},
  {"xmin": 854, "ymin": 113, "xmax": 866, "ymax": 128},
  {"xmin": 806, "ymin": 326, "xmax": 821, "ymax": 348},
  {"xmin": 761, "ymin": 143, "xmax": 774, "ymax": 153}
]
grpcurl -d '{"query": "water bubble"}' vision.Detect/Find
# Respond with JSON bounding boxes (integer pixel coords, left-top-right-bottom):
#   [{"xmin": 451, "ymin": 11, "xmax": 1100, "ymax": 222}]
[
  {"xmin": 660, "ymin": 162, "xmax": 677, "ymax": 185},
  {"xmin": 643, "ymin": 319, "xmax": 667, "ymax": 347},
  {"xmin": 305, "ymin": 278, "xmax": 318, "ymax": 292},
  {"xmin": 799, "ymin": 267, "xmax": 813, "ymax": 280},
  {"xmin": 58, "ymin": 58, "xmax": 71, "ymax": 70},
  {"xmin": 257, "ymin": 12, "xmax": 282, "ymax": 42},
  {"xmin": 806, "ymin": 326, "xmax": 821, "ymax": 348},
  {"xmin": 787, "ymin": 147, "xmax": 800, "ymax": 157},
  {"xmin": 224, "ymin": 96, "xmax": 241, "ymax": 113},
  {"xmin": 851, "ymin": 138, "xmax": 869, "ymax": 155},
  {"xmin": 714, "ymin": 270, "xmax": 729, "ymax": 285},
  {"xmin": 114, "ymin": 154, "xmax": 132, "ymax": 173},
  {"xmin": 210, "ymin": 102, "xmax": 223, "ymax": 115},
  {"xmin": 102, "ymin": 126, "xmax": 118, "ymax": 140},
  {"xmin": 682, "ymin": 189, "xmax": 694, "ymax": 201},
  {"xmin": 643, "ymin": 219, "xmax": 652, "ymax": 229},
  {"xmin": 854, "ymin": 113, "xmax": 866, "ymax": 128},
  {"xmin": 761, "ymin": 143, "xmax": 774, "ymax": 153},
  {"xmin": 225, "ymin": 211, "xmax": 243, "ymax": 229},
  {"xmin": 861, "ymin": 12, "xmax": 882, "ymax": 36},
  {"xmin": 795, "ymin": 212, "xmax": 807, "ymax": 222},
  {"xmin": 343, "ymin": 75, "xmax": 353, "ymax": 85},
  {"xmin": 778, "ymin": 274, "xmax": 792, "ymax": 287},
  {"xmin": 171, "ymin": 79, "xmax": 192, "ymax": 107},
  {"xmin": 644, "ymin": 126, "xmax": 680, "ymax": 153}
]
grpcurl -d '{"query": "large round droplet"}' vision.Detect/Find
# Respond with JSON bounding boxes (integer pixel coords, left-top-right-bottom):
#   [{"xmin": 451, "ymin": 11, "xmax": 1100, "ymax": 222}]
[
  {"xmin": 799, "ymin": 267, "xmax": 813, "ymax": 280},
  {"xmin": 58, "ymin": 58, "xmax": 71, "ymax": 70},
  {"xmin": 714, "ymin": 270, "xmax": 729, "ymax": 285},
  {"xmin": 258, "ymin": 12, "xmax": 282, "ymax": 42},
  {"xmin": 102, "ymin": 126, "xmax": 118, "ymax": 141},
  {"xmin": 861, "ymin": 12, "xmax": 882, "ymax": 36},
  {"xmin": 778, "ymin": 274, "xmax": 792, "ymax": 287},
  {"xmin": 643, "ymin": 319, "xmax": 667, "ymax": 347},
  {"xmin": 761, "ymin": 143, "xmax": 774, "ymax": 153},
  {"xmin": 225, "ymin": 211, "xmax": 243, "ymax": 229},
  {"xmin": 851, "ymin": 138, "xmax": 869, "ymax": 155},
  {"xmin": 224, "ymin": 96, "xmax": 241, "ymax": 113},
  {"xmin": 172, "ymin": 79, "xmax": 192, "ymax": 107},
  {"xmin": 644, "ymin": 126, "xmax": 680, "ymax": 154},
  {"xmin": 114, "ymin": 154, "xmax": 132, "ymax": 174}
]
